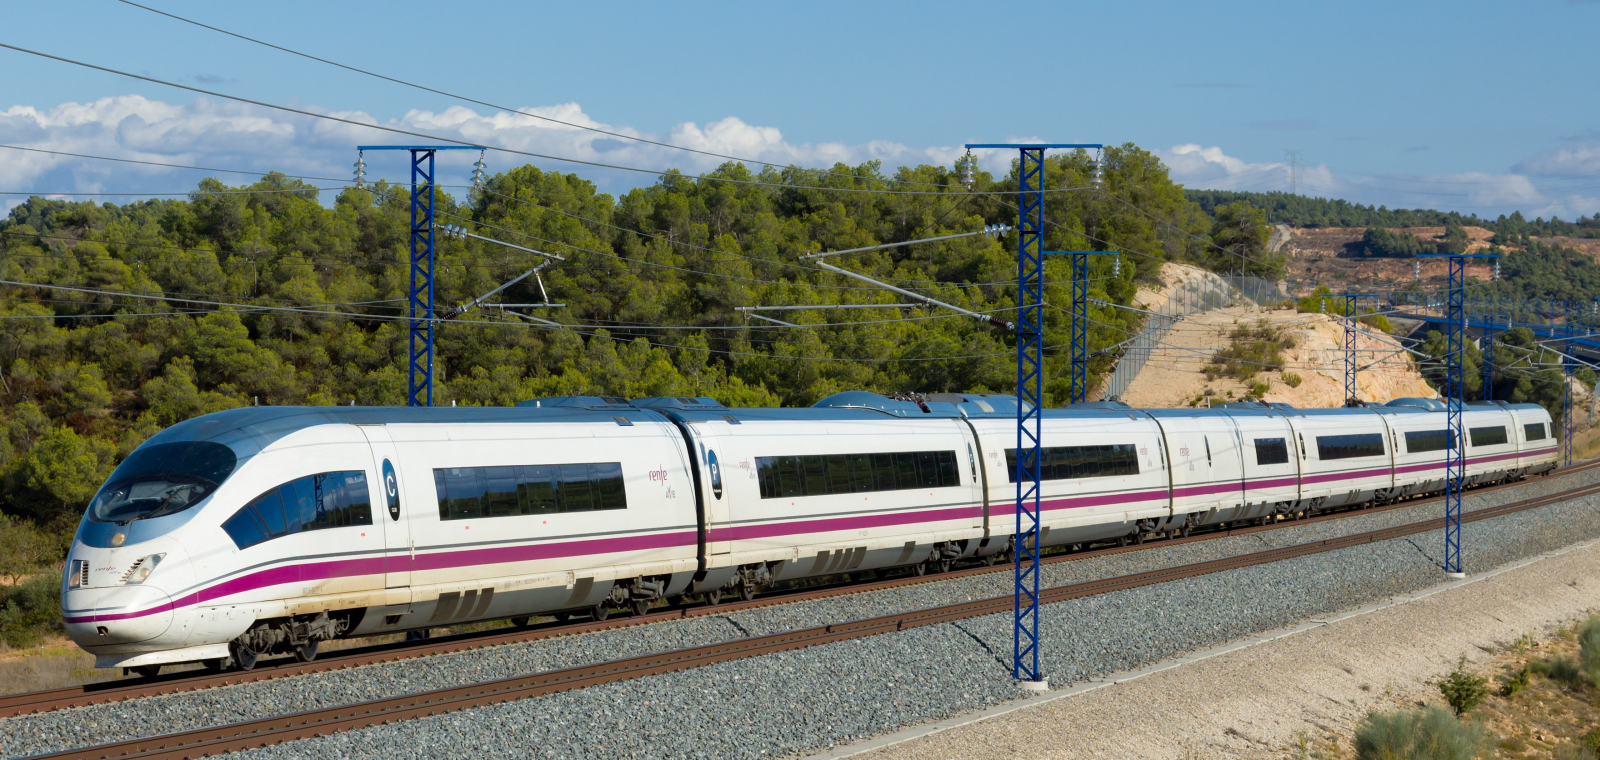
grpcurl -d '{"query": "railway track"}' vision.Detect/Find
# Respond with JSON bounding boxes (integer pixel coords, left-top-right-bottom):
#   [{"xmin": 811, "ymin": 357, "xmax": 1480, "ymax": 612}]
[
  {"xmin": 31, "ymin": 464, "xmax": 1600, "ymax": 760},
  {"xmin": 6, "ymin": 462, "xmax": 1594, "ymax": 721}
]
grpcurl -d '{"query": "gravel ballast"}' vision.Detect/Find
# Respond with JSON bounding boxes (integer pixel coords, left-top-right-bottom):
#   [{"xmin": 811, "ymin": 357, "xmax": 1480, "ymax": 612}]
[{"xmin": 5, "ymin": 468, "xmax": 1599, "ymax": 759}]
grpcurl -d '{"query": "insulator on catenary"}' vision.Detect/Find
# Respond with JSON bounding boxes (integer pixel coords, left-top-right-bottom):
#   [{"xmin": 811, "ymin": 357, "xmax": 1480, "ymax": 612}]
[
  {"xmin": 958, "ymin": 150, "xmax": 975, "ymax": 190},
  {"xmin": 471, "ymin": 151, "xmax": 487, "ymax": 191},
  {"xmin": 353, "ymin": 151, "xmax": 367, "ymax": 189}
]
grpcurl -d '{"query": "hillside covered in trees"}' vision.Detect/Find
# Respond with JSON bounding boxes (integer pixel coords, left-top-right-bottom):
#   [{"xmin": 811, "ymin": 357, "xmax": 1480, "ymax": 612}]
[
  {"xmin": 0, "ymin": 144, "xmax": 1251, "ymax": 539},
  {"xmin": 1187, "ymin": 189, "xmax": 1600, "ymax": 239}
]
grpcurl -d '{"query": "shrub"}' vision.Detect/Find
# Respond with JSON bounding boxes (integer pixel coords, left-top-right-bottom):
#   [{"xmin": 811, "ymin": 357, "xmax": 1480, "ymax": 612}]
[
  {"xmin": 1559, "ymin": 745, "xmax": 1600, "ymax": 760},
  {"xmin": 1437, "ymin": 655, "xmax": 1488, "ymax": 715},
  {"xmin": 1358, "ymin": 313, "xmax": 1393, "ymax": 333},
  {"xmin": 1583, "ymin": 727, "xmax": 1600, "ymax": 756},
  {"xmin": 0, "ymin": 571, "xmax": 63, "ymax": 648},
  {"xmin": 1529, "ymin": 654, "xmax": 1589, "ymax": 689},
  {"xmin": 1206, "ymin": 320, "xmax": 1298, "ymax": 379},
  {"xmin": 1577, "ymin": 616, "xmax": 1600, "ymax": 671},
  {"xmin": 0, "ymin": 513, "xmax": 62, "ymax": 584},
  {"xmin": 1353, "ymin": 706, "xmax": 1483, "ymax": 760},
  {"xmin": 1248, "ymin": 382, "xmax": 1270, "ymax": 398},
  {"xmin": 1281, "ymin": 372, "xmax": 1303, "ymax": 388},
  {"xmin": 1501, "ymin": 666, "xmax": 1530, "ymax": 697}
]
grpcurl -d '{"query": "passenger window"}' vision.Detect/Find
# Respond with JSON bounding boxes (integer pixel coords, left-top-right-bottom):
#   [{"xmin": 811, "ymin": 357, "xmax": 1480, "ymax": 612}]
[
  {"xmin": 753, "ymin": 449, "xmax": 963, "ymax": 499},
  {"xmin": 221, "ymin": 507, "xmax": 269, "ymax": 551},
  {"xmin": 288, "ymin": 477, "xmax": 316, "ymax": 532},
  {"xmin": 222, "ymin": 469, "xmax": 373, "ymax": 550},
  {"xmin": 558, "ymin": 464, "xmax": 594, "ymax": 511},
  {"xmin": 1254, "ymin": 438, "xmax": 1289, "ymax": 466},
  {"xmin": 255, "ymin": 491, "xmax": 287, "ymax": 537}
]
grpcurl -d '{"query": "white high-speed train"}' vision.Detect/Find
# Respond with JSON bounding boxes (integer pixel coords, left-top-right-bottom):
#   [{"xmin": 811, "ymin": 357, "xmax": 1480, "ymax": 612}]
[{"xmin": 61, "ymin": 392, "xmax": 1557, "ymax": 674}]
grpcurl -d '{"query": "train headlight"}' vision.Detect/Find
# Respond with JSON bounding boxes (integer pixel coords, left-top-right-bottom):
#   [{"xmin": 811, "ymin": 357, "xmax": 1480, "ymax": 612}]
[{"xmin": 121, "ymin": 554, "xmax": 165, "ymax": 585}]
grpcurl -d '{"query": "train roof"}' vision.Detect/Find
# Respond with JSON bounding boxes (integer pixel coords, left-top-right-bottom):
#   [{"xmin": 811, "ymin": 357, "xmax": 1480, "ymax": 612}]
[{"xmin": 139, "ymin": 391, "xmax": 1549, "ymax": 461}]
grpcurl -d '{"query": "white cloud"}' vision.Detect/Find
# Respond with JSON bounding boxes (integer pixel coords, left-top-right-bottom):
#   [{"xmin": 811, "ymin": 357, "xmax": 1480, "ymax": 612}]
[
  {"xmin": 0, "ymin": 95, "xmax": 961, "ymax": 211},
  {"xmin": 1515, "ymin": 144, "xmax": 1600, "ymax": 177},
  {"xmin": 2, "ymin": 95, "xmax": 1596, "ymax": 221},
  {"xmin": 1159, "ymin": 143, "xmax": 1597, "ymax": 219}
]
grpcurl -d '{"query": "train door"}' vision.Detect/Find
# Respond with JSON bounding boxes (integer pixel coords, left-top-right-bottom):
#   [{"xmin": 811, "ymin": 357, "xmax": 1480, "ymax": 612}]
[
  {"xmin": 358, "ymin": 425, "xmax": 411, "ymax": 588},
  {"xmin": 691, "ymin": 424, "xmax": 733, "ymax": 556}
]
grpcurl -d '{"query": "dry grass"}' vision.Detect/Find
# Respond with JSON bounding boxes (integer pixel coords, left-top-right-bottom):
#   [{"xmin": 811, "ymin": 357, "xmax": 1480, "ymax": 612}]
[
  {"xmin": 0, "ymin": 615, "xmax": 543, "ymax": 695},
  {"xmin": 0, "ymin": 638, "xmax": 120, "ymax": 695}
]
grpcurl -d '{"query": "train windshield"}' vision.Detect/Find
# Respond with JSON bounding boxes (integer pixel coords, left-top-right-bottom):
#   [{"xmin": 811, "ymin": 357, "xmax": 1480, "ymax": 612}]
[{"xmin": 87, "ymin": 441, "xmax": 238, "ymax": 524}]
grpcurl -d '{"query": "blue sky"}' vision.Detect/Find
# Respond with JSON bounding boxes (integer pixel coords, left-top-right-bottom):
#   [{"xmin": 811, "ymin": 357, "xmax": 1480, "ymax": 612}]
[{"xmin": 3, "ymin": 0, "xmax": 1599, "ymax": 217}]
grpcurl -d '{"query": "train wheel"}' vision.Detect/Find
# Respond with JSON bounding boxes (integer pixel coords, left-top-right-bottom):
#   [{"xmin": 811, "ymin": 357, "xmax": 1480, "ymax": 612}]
[
  {"xmin": 1117, "ymin": 536, "xmax": 1129, "ymax": 548},
  {"xmin": 1180, "ymin": 524, "xmax": 1192, "ymax": 539},
  {"xmin": 553, "ymin": 612, "xmax": 570, "ymax": 623},
  {"xmin": 230, "ymin": 641, "xmax": 258, "ymax": 672},
  {"xmin": 981, "ymin": 553, "xmax": 997, "ymax": 566},
  {"xmin": 912, "ymin": 562, "xmax": 926, "ymax": 576},
  {"xmin": 293, "ymin": 640, "xmax": 319, "ymax": 663},
  {"xmin": 632, "ymin": 600, "xmax": 650, "ymax": 617},
  {"xmin": 738, "ymin": 584, "xmax": 755, "ymax": 602},
  {"xmin": 510, "ymin": 616, "xmax": 531, "ymax": 628},
  {"xmin": 131, "ymin": 665, "xmax": 161, "ymax": 678},
  {"xmin": 591, "ymin": 604, "xmax": 610, "ymax": 622},
  {"xmin": 1133, "ymin": 532, "xmax": 1145, "ymax": 545},
  {"xmin": 706, "ymin": 589, "xmax": 722, "ymax": 606}
]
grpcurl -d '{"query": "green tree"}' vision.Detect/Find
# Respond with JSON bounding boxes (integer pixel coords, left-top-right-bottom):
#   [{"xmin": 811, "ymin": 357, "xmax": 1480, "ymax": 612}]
[{"xmin": 1208, "ymin": 200, "xmax": 1279, "ymax": 277}]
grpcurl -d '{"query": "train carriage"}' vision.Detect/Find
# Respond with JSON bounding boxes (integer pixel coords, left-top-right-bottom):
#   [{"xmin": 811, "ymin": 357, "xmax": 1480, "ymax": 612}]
[
  {"xmin": 1377, "ymin": 399, "xmax": 1454, "ymax": 498},
  {"xmin": 1287, "ymin": 409, "xmax": 1395, "ymax": 509},
  {"xmin": 61, "ymin": 392, "xmax": 1556, "ymax": 674}
]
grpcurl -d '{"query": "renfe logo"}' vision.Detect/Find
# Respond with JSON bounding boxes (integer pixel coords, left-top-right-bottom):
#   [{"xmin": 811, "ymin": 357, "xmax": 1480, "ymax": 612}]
[{"xmin": 649, "ymin": 466, "xmax": 669, "ymax": 483}]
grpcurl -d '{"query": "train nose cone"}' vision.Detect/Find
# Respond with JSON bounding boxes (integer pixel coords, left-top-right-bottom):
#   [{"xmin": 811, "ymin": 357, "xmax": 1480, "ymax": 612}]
[{"xmin": 63, "ymin": 585, "xmax": 175, "ymax": 648}]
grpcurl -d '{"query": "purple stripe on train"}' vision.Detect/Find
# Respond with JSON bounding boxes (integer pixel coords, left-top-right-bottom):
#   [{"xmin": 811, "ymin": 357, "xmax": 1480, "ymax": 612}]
[{"xmin": 72, "ymin": 446, "xmax": 1557, "ymax": 623}]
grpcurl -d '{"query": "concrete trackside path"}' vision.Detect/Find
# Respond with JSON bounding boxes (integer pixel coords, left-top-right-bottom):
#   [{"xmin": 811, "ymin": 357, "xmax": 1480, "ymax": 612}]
[{"xmin": 811, "ymin": 538, "xmax": 1600, "ymax": 759}]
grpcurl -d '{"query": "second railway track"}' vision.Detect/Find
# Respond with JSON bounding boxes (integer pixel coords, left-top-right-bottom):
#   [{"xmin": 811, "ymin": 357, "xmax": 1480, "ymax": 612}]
[
  {"xmin": 5, "ymin": 459, "xmax": 1597, "ymax": 722},
  {"xmin": 31, "ymin": 465, "xmax": 1600, "ymax": 760}
]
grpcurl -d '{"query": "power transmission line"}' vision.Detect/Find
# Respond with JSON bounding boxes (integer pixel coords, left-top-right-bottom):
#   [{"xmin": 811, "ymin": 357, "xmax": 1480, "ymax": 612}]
[
  {"xmin": 1283, "ymin": 150, "xmax": 1303, "ymax": 195},
  {"xmin": 0, "ymin": 41, "xmax": 1094, "ymax": 198}
]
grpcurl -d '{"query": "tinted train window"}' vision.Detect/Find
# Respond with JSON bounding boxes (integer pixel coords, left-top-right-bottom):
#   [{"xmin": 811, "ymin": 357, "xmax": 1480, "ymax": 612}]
[
  {"xmin": 1470, "ymin": 426, "xmax": 1508, "ymax": 447},
  {"xmin": 756, "ymin": 450, "xmax": 959, "ymax": 499},
  {"xmin": 1526, "ymin": 422, "xmax": 1547, "ymax": 441},
  {"xmin": 222, "ymin": 470, "xmax": 372, "ymax": 550},
  {"xmin": 1003, "ymin": 444, "xmax": 1139, "ymax": 482},
  {"xmin": 1316, "ymin": 433, "xmax": 1385, "ymax": 461},
  {"xmin": 433, "ymin": 462, "xmax": 626, "ymax": 521},
  {"xmin": 1254, "ymin": 438, "xmax": 1289, "ymax": 466},
  {"xmin": 1405, "ymin": 429, "xmax": 1454, "ymax": 453}
]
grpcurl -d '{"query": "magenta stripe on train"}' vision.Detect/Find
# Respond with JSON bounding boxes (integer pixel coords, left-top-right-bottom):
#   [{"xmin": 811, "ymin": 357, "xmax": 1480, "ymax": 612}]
[{"xmin": 69, "ymin": 446, "xmax": 1558, "ymax": 623}]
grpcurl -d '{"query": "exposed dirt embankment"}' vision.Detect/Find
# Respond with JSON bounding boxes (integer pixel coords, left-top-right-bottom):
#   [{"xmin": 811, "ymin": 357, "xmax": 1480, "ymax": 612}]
[
  {"xmin": 1131, "ymin": 261, "xmax": 1239, "ymax": 313},
  {"xmin": 1118, "ymin": 305, "xmax": 1435, "ymax": 409}
]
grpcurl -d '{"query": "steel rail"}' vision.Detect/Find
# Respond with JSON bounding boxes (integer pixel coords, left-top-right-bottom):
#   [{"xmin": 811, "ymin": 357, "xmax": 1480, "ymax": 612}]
[
  {"xmin": 34, "ymin": 466, "xmax": 1600, "ymax": 760},
  {"xmin": 7, "ymin": 459, "xmax": 1593, "ymax": 720}
]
